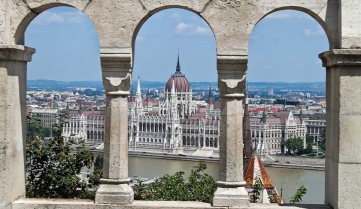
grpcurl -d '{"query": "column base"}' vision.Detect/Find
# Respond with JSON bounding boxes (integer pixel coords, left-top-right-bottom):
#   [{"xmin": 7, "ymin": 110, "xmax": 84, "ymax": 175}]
[
  {"xmin": 95, "ymin": 179, "xmax": 134, "ymax": 205},
  {"xmin": 213, "ymin": 181, "xmax": 249, "ymax": 207}
]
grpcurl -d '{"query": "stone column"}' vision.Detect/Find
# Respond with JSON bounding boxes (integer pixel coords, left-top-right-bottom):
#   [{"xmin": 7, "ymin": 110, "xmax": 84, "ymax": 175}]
[
  {"xmin": 213, "ymin": 55, "xmax": 249, "ymax": 207},
  {"xmin": 95, "ymin": 49, "xmax": 133, "ymax": 204},
  {"xmin": 0, "ymin": 45, "xmax": 35, "ymax": 208},
  {"xmin": 320, "ymin": 49, "xmax": 361, "ymax": 209}
]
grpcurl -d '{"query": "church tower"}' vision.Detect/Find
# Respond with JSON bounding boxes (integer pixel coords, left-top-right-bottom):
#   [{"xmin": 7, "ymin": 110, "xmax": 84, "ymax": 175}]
[
  {"xmin": 243, "ymin": 86, "xmax": 252, "ymax": 169},
  {"xmin": 135, "ymin": 77, "xmax": 143, "ymax": 115}
]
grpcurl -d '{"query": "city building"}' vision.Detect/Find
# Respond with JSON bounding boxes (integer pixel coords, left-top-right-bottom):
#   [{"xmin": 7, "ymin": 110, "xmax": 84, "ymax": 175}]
[
  {"xmin": 29, "ymin": 108, "xmax": 58, "ymax": 129},
  {"xmin": 128, "ymin": 56, "xmax": 220, "ymax": 154},
  {"xmin": 303, "ymin": 113, "xmax": 326, "ymax": 141},
  {"xmin": 250, "ymin": 109, "xmax": 307, "ymax": 155},
  {"xmin": 62, "ymin": 102, "xmax": 105, "ymax": 142}
]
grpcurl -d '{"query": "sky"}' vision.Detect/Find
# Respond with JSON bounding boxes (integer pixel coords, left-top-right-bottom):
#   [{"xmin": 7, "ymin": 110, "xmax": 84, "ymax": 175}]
[{"xmin": 25, "ymin": 7, "xmax": 328, "ymax": 82}]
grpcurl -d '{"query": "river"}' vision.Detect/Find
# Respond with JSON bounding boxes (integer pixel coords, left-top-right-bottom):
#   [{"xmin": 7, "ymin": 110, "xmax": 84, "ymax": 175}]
[{"xmin": 128, "ymin": 156, "xmax": 325, "ymax": 204}]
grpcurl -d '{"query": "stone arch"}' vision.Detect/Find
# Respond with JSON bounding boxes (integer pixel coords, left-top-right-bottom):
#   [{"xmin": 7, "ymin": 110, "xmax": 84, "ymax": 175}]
[
  {"xmin": 250, "ymin": 6, "xmax": 335, "ymax": 49},
  {"xmin": 131, "ymin": 6, "xmax": 217, "ymax": 53},
  {"xmin": 14, "ymin": 2, "xmax": 97, "ymax": 45}
]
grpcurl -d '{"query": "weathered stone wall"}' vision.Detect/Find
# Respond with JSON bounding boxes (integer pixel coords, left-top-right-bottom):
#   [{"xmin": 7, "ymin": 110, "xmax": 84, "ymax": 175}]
[{"xmin": 1, "ymin": 0, "xmax": 361, "ymax": 209}]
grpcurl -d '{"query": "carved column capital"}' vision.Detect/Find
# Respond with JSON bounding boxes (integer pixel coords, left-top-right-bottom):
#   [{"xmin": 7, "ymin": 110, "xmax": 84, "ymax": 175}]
[
  {"xmin": 0, "ymin": 45, "xmax": 35, "ymax": 62},
  {"xmin": 319, "ymin": 49, "xmax": 361, "ymax": 67},
  {"xmin": 217, "ymin": 55, "xmax": 247, "ymax": 98},
  {"xmin": 101, "ymin": 49, "xmax": 132, "ymax": 97}
]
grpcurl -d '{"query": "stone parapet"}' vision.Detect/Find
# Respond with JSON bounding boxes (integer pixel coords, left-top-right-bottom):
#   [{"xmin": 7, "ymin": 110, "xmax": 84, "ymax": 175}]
[
  {"xmin": 12, "ymin": 199, "xmax": 332, "ymax": 209},
  {"xmin": 0, "ymin": 45, "xmax": 35, "ymax": 62}
]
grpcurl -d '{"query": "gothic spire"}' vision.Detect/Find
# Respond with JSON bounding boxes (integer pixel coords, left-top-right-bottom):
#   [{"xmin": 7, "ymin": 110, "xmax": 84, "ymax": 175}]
[
  {"xmin": 136, "ymin": 76, "xmax": 141, "ymax": 95},
  {"xmin": 208, "ymin": 86, "xmax": 212, "ymax": 105},
  {"xmin": 78, "ymin": 102, "xmax": 83, "ymax": 115},
  {"xmin": 66, "ymin": 100, "xmax": 69, "ymax": 110},
  {"xmin": 176, "ymin": 50, "xmax": 181, "ymax": 72},
  {"xmin": 261, "ymin": 107, "xmax": 267, "ymax": 124},
  {"xmin": 243, "ymin": 84, "xmax": 252, "ymax": 168}
]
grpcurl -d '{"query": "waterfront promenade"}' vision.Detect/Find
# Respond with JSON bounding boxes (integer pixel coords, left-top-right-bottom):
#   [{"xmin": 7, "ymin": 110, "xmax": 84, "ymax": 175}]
[{"xmin": 124, "ymin": 150, "xmax": 325, "ymax": 171}]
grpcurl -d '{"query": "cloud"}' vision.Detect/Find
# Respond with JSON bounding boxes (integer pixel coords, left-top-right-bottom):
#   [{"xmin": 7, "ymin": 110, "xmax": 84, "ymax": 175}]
[
  {"xmin": 304, "ymin": 25, "xmax": 325, "ymax": 36},
  {"xmin": 171, "ymin": 13, "xmax": 181, "ymax": 20},
  {"xmin": 136, "ymin": 36, "xmax": 145, "ymax": 42},
  {"xmin": 175, "ymin": 22, "xmax": 212, "ymax": 35},
  {"xmin": 32, "ymin": 10, "xmax": 86, "ymax": 25},
  {"xmin": 33, "ymin": 11, "xmax": 64, "ymax": 24}
]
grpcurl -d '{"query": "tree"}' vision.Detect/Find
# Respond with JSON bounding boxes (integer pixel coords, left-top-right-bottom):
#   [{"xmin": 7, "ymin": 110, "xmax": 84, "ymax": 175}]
[
  {"xmin": 133, "ymin": 162, "xmax": 217, "ymax": 203},
  {"xmin": 290, "ymin": 185, "xmax": 307, "ymax": 204},
  {"xmin": 27, "ymin": 114, "xmax": 51, "ymax": 139},
  {"xmin": 250, "ymin": 176, "xmax": 263, "ymax": 203},
  {"xmin": 284, "ymin": 137, "xmax": 304, "ymax": 155},
  {"xmin": 306, "ymin": 143, "xmax": 313, "ymax": 154},
  {"xmin": 319, "ymin": 130, "xmax": 326, "ymax": 151},
  {"xmin": 26, "ymin": 112, "xmax": 96, "ymax": 199},
  {"xmin": 306, "ymin": 135, "xmax": 314, "ymax": 145}
]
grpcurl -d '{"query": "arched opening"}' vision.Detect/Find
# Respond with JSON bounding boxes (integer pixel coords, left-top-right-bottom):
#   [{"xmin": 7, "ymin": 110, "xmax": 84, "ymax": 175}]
[
  {"xmin": 24, "ymin": 5, "xmax": 101, "ymax": 199},
  {"xmin": 249, "ymin": 9, "xmax": 329, "ymax": 204},
  {"xmin": 130, "ymin": 8, "xmax": 217, "ymax": 153}
]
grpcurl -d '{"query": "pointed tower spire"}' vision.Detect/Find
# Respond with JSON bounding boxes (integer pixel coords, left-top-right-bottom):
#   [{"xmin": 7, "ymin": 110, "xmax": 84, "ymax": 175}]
[
  {"xmin": 261, "ymin": 107, "xmax": 267, "ymax": 124},
  {"xmin": 176, "ymin": 49, "xmax": 181, "ymax": 72},
  {"xmin": 66, "ymin": 100, "xmax": 69, "ymax": 114},
  {"xmin": 207, "ymin": 86, "xmax": 212, "ymax": 105},
  {"xmin": 146, "ymin": 88, "xmax": 150, "ymax": 108},
  {"xmin": 136, "ymin": 76, "xmax": 141, "ymax": 95},
  {"xmin": 78, "ymin": 102, "xmax": 83, "ymax": 115},
  {"xmin": 243, "ymin": 83, "xmax": 252, "ymax": 169}
]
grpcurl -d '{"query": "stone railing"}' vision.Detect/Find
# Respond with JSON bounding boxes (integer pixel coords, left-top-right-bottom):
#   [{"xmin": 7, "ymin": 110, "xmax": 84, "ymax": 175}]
[{"xmin": 12, "ymin": 199, "xmax": 330, "ymax": 209}]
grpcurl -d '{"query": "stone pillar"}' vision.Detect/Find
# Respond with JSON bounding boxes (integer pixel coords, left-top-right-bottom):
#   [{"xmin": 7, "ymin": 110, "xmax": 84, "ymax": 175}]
[
  {"xmin": 0, "ymin": 45, "xmax": 35, "ymax": 208},
  {"xmin": 320, "ymin": 49, "xmax": 361, "ymax": 209},
  {"xmin": 213, "ymin": 55, "xmax": 249, "ymax": 207},
  {"xmin": 95, "ymin": 49, "xmax": 133, "ymax": 205}
]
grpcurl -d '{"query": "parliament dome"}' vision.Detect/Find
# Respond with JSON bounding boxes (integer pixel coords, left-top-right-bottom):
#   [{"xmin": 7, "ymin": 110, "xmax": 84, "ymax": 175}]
[{"xmin": 165, "ymin": 55, "xmax": 191, "ymax": 93}]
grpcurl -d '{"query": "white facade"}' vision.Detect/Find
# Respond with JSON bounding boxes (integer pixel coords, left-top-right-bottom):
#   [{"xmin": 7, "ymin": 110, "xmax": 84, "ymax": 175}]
[{"xmin": 250, "ymin": 111, "xmax": 307, "ymax": 155}]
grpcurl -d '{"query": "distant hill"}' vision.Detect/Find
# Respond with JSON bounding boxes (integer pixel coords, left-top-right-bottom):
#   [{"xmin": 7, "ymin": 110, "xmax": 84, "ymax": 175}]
[{"xmin": 27, "ymin": 79, "xmax": 325, "ymax": 91}]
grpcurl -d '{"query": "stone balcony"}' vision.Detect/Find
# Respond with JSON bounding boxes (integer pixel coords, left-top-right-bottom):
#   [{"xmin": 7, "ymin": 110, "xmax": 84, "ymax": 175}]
[{"xmin": 12, "ymin": 199, "xmax": 330, "ymax": 209}]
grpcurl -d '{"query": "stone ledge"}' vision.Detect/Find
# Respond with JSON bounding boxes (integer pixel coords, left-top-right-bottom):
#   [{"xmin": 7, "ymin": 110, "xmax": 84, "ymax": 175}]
[
  {"xmin": 0, "ymin": 45, "xmax": 35, "ymax": 62},
  {"xmin": 12, "ymin": 199, "xmax": 331, "ymax": 209}
]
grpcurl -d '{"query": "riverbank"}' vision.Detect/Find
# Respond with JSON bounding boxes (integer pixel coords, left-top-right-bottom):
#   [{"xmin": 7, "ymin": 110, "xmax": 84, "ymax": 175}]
[{"xmin": 126, "ymin": 151, "xmax": 325, "ymax": 170}]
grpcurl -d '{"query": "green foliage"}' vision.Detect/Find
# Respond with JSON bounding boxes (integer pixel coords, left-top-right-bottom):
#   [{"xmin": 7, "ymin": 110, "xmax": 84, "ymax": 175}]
[
  {"xmin": 133, "ymin": 162, "xmax": 217, "ymax": 203},
  {"xmin": 284, "ymin": 137, "xmax": 304, "ymax": 155},
  {"xmin": 306, "ymin": 143, "xmax": 313, "ymax": 154},
  {"xmin": 87, "ymin": 155, "xmax": 103, "ymax": 188},
  {"xmin": 27, "ymin": 114, "xmax": 51, "ymax": 139},
  {"xmin": 250, "ymin": 176, "xmax": 263, "ymax": 203},
  {"xmin": 268, "ymin": 191, "xmax": 279, "ymax": 203},
  {"xmin": 290, "ymin": 185, "xmax": 307, "ymax": 204},
  {"xmin": 26, "ymin": 112, "xmax": 97, "ymax": 199},
  {"xmin": 319, "ymin": 130, "xmax": 326, "ymax": 151},
  {"xmin": 306, "ymin": 136, "xmax": 314, "ymax": 145}
]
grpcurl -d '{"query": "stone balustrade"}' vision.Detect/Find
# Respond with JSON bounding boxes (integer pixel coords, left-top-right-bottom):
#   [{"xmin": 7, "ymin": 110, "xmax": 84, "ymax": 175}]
[{"xmin": 12, "ymin": 199, "xmax": 331, "ymax": 209}]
